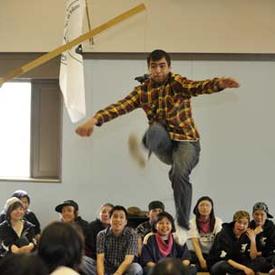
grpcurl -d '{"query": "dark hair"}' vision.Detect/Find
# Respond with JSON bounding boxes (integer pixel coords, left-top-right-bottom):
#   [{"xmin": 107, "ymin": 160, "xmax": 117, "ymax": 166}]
[
  {"xmin": 0, "ymin": 254, "xmax": 48, "ymax": 275},
  {"xmin": 193, "ymin": 196, "xmax": 216, "ymax": 233},
  {"xmin": 151, "ymin": 257, "xmax": 190, "ymax": 275},
  {"xmin": 109, "ymin": 205, "xmax": 128, "ymax": 219},
  {"xmin": 152, "ymin": 211, "xmax": 176, "ymax": 233},
  {"xmin": 12, "ymin": 190, "xmax": 30, "ymax": 204},
  {"xmin": 147, "ymin": 49, "xmax": 171, "ymax": 67},
  {"xmin": 38, "ymin": 221, "xmax": 83, "ymax": 273},
  {"xmin": 6, "ymin": 201, "xmax": 24, "ymax": 221}
]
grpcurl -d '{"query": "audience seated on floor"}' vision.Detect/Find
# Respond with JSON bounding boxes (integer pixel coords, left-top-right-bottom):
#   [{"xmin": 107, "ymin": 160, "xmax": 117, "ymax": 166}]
[
  {"xmin": 187, "ymin": 196, "xmax": 222, "ymax": 272},
  {"xmin": 89, "ymin": 202, "xmax": 113, "ymax": 260},
  {"xmin": 141, "ymin": 211, "xmax": 196, "ymax": 275},
  {"xmin": 0, "ymin": 197, "xmax": 36, "ymax": 258}
]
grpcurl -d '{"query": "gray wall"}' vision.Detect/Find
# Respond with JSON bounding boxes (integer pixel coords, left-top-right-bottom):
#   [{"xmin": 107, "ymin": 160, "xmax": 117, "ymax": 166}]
[{"xmin": 0, "ymin": 56, "xmax": 274, "ymax": 228}]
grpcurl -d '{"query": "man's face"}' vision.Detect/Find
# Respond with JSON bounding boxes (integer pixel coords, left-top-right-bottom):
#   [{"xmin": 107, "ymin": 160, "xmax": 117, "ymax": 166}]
[
  {"xmin": 234, "ymin": 218, "xmax": 249, "ymax": 236},
  {"xmin": 61, "ymin": 206, "xmax": 76, "ymax": 223},
  {"xmin": 148, "ymin": 208, "xmax": 163, "ymax": 223},
  {"xmin": 20, "ymin": 197, "xmax": 29, "ymax": 212},
  {"xmin": 110, "ymin": 210, "xmax": 127, "ymax": 234},
  {"xmin": 99, "ymin": 205, "xmax": 112, "ymax": 225},
  {"xmin": 253, "ymin": 210, "xmax": 267, "ymax": 227},
  {"xmin": 148, "ymin": 57, "xmax": 171, "ymax": 83}
]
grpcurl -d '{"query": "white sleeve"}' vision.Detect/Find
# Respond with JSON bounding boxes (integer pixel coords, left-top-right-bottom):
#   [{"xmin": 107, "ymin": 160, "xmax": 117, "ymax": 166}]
[{"xmin": 188, "ymin": 217, "xmax": 200, "ymax": 239}]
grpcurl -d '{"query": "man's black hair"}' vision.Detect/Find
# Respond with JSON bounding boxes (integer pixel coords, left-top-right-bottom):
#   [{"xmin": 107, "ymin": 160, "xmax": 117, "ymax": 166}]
[
  {"xmin": 109, "ymin": 205, "xmax": 128, "ymax": 220},
  {"xmin": 147, "ymin": 49, "xmax": 171, "ymax": 67}
]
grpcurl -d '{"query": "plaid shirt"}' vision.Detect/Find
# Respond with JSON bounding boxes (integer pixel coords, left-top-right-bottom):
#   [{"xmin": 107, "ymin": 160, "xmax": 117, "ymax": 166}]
[
  {"xmin": 94, "ymin": 73, "xmax": 224, "ymax": 141},
  {"xmin": 97, "ymin": 226, "xmax": 138, "ymax": 273}
]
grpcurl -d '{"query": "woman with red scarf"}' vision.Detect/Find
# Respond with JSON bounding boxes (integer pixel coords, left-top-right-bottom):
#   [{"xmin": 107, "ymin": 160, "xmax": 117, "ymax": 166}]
[{"xmin": 141, "ymin": 212, "xmax": 196, "ymax": 275}]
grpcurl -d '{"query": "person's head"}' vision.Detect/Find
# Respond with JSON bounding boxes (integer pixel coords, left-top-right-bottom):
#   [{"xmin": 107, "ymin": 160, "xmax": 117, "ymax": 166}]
[
  {"xmin": 153, "ymin": 211, "xmax": 176, "ymax": 236},
  {"xmin": 252, "ymin": 202, "xmax": 273, "ymax": 227},
  {"xmin": 4, "ymin": 197, "xmax": 25, "ymax": 222},
  {"xmin": 109, "ymin": 205, "xmax": 128, "ymax": 234},
  {"xmin": 11, "ymin": 190, "xmax": 30, "ymax": 211},
  {"xmin": 148, "ymin": 200, "xmax": 165, "ymax": 223},
  {"xmin": 151, "ymin": 257, "xmax": 190, "ymax": 275},
  {"xmin": 233, "ymin": 210, "xmax": 250, "ymax": 237},
  {"xmin": 99, "ymin": 203, "xmax": 114, "ymax": 225},
  {"xmin": 147, "ymin": 49, "xmax": 171, "ymax": 83},
  {"xmin": 38, "ymin": 221, "xmax": 83, "ymax": 273},
  {"xmin": 0, "ymin": 254, "xmax": 48, "ymax": 275},
  {"xmin": 55, "ymin": 200, "xmax": 79, "ymax": 223},
  {"xmin": 193, "ymin": 196, "xmax": 216, "ymax": 232}
]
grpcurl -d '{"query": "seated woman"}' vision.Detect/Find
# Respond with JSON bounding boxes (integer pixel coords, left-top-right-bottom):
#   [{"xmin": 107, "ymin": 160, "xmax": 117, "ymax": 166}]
[
  {"xmin": 38, "ymin": 221, "xmax": 84, "ymax": 275},
  {"xmin": 0, "ymin": 197, "xmax": 36, "ymax": 258},
  {"xmin": 208, "ymin": 210, "xmax": 266, "ymax": 275},
  {"xmin": 55, "ymin": 200, "xmax": 92, "ymax": 257},
  {"xmin": 89, "ymin": 202, "xmax": 113, "ymax": 260},
  {"xmin": 0, "ymin": 190, "xmax": 41, "ymax": 239},
  {"xmin": 187, "ymin": 196, "xmax": 222, "ymax": 271},
  {"xmin": 250, "ymin": 202, "xmax": 275, "ymax": 273},
  {"xmin": 141, "ymin": 211, "xmax": 196, "ymax": 275}
]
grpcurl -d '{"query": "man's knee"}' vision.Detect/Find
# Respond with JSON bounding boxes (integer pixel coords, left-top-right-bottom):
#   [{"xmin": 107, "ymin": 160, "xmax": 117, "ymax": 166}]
[{"xmin": 145, "ymin": 123, "xmax": 170, "ymax": 148}]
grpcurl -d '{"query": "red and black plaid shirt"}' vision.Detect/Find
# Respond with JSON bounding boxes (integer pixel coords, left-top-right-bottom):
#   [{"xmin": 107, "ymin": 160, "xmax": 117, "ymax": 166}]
[{"xmin": 94, "ymin": 73, "xmax": 224, "ymax": 141}]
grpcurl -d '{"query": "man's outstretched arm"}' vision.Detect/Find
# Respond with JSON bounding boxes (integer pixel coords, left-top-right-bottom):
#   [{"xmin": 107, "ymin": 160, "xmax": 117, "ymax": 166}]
[
  {"xmin": 75, "ymin": 117, "xmax": 98, "ymax": 137},
  {"xmin": 175, "ymin": 74, "xmax": 240, "ymax": 96},
  {"xmin": 75, "ymin": 88, "xmax": 141, "ymax": 137}
]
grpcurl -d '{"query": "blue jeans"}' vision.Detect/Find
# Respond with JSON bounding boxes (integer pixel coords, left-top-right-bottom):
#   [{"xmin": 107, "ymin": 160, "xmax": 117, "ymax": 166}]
[
  {"xmin": 143, "ymin": 123, "xmax": 200, "ymax": 229},
  {"xmin": 89, "ymin": 261, "xmax": 143, "ymax": 275}
]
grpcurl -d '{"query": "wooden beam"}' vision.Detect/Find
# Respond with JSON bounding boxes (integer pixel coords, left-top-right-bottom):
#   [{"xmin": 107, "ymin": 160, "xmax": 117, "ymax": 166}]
[{"xmin": 0, "ymin": 3, "xmax": 146, "ymax": 86}]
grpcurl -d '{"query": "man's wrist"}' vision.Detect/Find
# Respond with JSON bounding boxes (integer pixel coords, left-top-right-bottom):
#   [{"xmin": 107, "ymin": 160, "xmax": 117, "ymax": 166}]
[{"xmin": 90, "ymin": 117, "xmax": 98, "ymax": 125}]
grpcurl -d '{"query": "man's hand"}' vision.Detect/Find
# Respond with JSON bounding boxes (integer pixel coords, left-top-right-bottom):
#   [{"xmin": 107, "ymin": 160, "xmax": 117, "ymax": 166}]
[
  {"xmin": 218, "ymin": 77, "xmax": 240, "ymax": 89},
  {"xmin": 75, "ymin": 117, "xmax": 97, "ymax": 137}
]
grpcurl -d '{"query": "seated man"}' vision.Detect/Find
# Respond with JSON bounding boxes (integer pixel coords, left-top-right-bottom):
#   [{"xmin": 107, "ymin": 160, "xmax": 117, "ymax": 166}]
[
  {"xmin": 96, "ymin": 205, "xmax": 142, "ymax": 275},
  {"xmin": 136, "ymin": 201, "xmax": 165, "ymax": 255},
  {"xmin": 55, "ymin": 200, "xmax": 92, "ymax": 257},
  {"xmin": 249, "ymin": 202, "xmax": 275, "ymax": 273}
]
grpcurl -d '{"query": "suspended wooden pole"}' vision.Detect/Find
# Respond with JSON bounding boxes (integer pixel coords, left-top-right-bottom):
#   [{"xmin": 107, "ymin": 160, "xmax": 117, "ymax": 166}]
[
  {"xmin": 0, "ymin": 3, "xmax": 146, "ymax": 87},
  {"xmin": 85, "ymin": 0, "xmax": 94, "ymax": 45}
]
